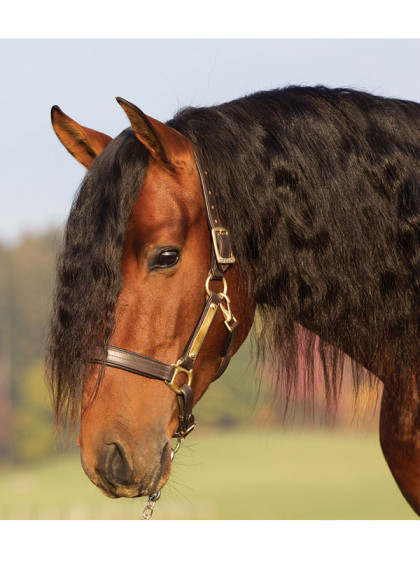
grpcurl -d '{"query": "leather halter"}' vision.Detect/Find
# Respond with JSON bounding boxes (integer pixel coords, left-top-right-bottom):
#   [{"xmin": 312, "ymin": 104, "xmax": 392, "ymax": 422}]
[{"xmin": 90, "ymin": 152, "xmax": 238, "ymax": 439}]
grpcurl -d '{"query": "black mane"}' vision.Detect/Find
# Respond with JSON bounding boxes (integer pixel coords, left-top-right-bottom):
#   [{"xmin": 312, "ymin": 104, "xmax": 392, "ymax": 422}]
[
  {"xmin": 46, "ymin": 130, "xmax": 149, "ymax": 429},
  {"xmin": 47, "ymin": 86, "xmax": 420, "ymax": 429},
  {"xmin": 169, "ymin": 86, "xmax": 420, "ymax": 412}
]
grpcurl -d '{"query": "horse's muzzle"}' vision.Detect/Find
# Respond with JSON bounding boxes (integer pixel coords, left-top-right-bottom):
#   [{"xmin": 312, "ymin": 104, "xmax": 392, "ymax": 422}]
[{"xmin": 82, "ymin": 440, "xmax": 171, "ymax": 498}]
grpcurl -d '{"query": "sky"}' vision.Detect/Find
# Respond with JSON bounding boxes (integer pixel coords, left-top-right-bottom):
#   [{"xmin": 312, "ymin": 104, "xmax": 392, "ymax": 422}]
[{"xmin": 2, "ymin": 39, "xmax": 420, "ymax": 244}]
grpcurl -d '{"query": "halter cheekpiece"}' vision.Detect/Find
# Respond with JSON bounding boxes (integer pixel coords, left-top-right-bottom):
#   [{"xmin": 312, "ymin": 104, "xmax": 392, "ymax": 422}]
[{"xmin": 90, "ymin": 151, "xmax": 238, "ymax": 440}]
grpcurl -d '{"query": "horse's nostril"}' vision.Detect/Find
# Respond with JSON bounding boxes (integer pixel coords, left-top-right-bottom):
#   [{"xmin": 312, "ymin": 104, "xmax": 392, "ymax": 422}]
[{"xmin": 104, "ymin": 442, "xmax": 132, "ymax": 486}]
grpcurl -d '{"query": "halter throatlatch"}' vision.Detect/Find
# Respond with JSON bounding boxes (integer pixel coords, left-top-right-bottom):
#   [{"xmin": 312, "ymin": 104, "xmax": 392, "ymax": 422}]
[{"xmin": 90, "ymin": 151, "xmax": 238, "ymax": 440}]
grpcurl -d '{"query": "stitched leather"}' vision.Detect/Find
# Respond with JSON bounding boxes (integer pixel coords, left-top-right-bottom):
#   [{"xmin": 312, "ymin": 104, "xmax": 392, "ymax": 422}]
[
  {"xmin": 91, "ymin": 346, "xmax": 175, "ymax": 382},
  {"xmin": 180, "ymin": 292, "xmax": 222, "ymax": 371},
  {"xmin": 175, "ymin": 385, "xmax": 195, "ymax": 437},
  {"xmin": 214, "ymin": 319, "xmax": 238, "ymax": 380},
  {"xmin": 194, "ymin": 155, "xmax": 235, "ymax": 277}
]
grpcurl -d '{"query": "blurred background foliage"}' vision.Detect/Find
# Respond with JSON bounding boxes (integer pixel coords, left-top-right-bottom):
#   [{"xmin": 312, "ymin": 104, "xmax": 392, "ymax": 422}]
[
  {"xmin": 0, "ymin": 227, "xmax": 411, "ymax": 519},
  {"xmin": 0, "ymin": 231, "xmax": 57, "ymax": 464},
  {"xmin": 0, "ymin": 228, "xmax": 380, "ymax": 466}
]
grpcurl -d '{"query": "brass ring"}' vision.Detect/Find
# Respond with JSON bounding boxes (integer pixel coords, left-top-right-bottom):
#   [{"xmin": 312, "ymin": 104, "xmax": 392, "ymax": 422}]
[{"xmin": 205, "ymin": 275, "xmax": 228, "ymax": 297}]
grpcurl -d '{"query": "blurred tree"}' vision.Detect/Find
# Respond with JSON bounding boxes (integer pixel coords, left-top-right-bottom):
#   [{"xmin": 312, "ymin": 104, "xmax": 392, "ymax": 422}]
[
  {"xmin": 8, "ymin": 230, "xmax": 58, "ymax": 401},
  {"xmin": 0, "ymin": 229, "xmax": 60, "ymax": 463},
  {"xmin": 14, "ymin": 361, "xmax": 55, "ymax": 463}
]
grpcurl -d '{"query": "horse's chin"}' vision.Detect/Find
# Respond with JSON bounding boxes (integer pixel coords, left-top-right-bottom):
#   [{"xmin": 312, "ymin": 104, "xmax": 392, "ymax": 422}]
[{"xmin": 97, "ymin": 484, "xmax": 148, "ymax": 499}]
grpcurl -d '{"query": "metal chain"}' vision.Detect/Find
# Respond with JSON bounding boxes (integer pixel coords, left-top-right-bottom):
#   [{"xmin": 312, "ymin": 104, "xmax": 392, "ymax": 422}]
[
  {"xmin": 141, "ymin": 438, "xmax": 182, "ymax": 520},
  {"xmin": 141, "ymin": 490, "xmax": 161, "ymax": 520}
]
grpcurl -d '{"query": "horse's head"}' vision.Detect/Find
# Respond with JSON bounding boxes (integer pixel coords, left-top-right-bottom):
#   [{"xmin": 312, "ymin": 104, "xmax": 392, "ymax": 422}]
[{"xmin": 49, "ymin": 99, "xmax": 254, "ymax": 498}]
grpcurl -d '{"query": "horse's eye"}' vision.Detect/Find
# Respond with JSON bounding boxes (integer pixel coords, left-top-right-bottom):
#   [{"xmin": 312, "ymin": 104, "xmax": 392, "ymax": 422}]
[
  {"xmin": 149, "ymin": 248, "xmax": 180, "ymax": 270},
  {"xmin": 158, "ymin": 249, "xmax": 179, "ymax": 267}
]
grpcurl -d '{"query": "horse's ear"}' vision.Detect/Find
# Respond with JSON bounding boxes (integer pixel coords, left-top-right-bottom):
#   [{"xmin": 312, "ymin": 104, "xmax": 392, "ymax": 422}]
[
  {"xmin": 116, "ymin": 97, "xmax": 190, "ymax": 170},
  {"xmin": 51, "ymin": 106, "xmax": 112, "ymax": 168}
]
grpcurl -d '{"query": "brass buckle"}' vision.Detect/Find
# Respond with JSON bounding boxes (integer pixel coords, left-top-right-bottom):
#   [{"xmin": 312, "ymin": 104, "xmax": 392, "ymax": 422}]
[
  {"xmin": 165, "ymin": 360, "xmax": 193, "ymax": 395},
  {"xmin": 211, "ymin": 227, "xmax": 236, "ymax": 265}
]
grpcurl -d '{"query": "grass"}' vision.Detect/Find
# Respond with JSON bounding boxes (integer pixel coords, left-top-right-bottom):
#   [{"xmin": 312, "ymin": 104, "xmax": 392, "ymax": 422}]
[{"xmin": 0, "ymin": 426, "xmax": 417, "ymax": 520}]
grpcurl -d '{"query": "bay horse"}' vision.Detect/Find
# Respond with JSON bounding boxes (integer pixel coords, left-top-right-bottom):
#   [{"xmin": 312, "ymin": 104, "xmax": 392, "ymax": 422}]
[{"xmin": 46, "ymin": 86, "xmax": 420, "ymax": 517}]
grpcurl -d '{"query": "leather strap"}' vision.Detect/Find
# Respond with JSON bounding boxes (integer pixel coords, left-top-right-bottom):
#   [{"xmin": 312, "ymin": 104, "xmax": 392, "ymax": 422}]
[
  {"xmin": 175, "ymin": 385, "xmax": 195, "ymax": 438},
  {"xmin": 194, "ymin": 155, "xmax": 235, "ymax": 279},
  {"xmin": 91, "ymin": 346, "xmax": 174, "ymax": 382},
  {"xmin": 91, "ymin": 345, "xmax": 196, "ymax": 436},
  {"xmin": 214, "ymin": 319, "xmax": 239, "ymax": 380},
  {"xmin": 179, "ymin": 291, "xmax": 222, "ymax": 371}
]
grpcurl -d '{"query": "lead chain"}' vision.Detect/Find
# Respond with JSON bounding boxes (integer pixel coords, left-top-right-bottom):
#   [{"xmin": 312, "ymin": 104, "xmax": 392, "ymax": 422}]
[
  {"xmin": 141, "ymin": 438, "xmax": 182, "ymax": 520},
  {"xmin": 141, "ymin": 490, "xmax": 161, "ymax": 520}
]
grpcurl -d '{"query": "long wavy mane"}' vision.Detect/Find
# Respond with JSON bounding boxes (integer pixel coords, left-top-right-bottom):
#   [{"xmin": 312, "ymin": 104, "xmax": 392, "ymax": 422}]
[
  {"xmin": 169, "ymin": 86, "xmax": 420, "ymax": 415},
  {"xmin": 46, "ymin": 130, "xmax": 149, "ymax": 429},
  {"xmin": 47, "ymin": 86, "xmax": 420, "ymax": 430}
]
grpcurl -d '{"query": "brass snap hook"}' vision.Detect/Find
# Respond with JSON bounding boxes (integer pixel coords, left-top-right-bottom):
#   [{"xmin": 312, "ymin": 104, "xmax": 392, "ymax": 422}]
[{"xmin": 219, "ymin": 296, "xmax": 237, "ymax": 332}]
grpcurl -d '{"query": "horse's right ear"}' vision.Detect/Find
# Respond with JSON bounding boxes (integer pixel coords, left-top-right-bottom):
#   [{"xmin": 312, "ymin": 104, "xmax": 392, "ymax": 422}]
[{"xmin": 51, "ymin": 106, "xmax": 112, "ymax": 168}]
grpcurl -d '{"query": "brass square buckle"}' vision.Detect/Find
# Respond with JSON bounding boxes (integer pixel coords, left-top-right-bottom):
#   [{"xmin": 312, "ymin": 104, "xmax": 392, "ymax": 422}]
[
  {"xmin": 211, "ymin": 227, "xmax": 236, "ymax": 265},
  {"xmin": 165, "ymin": 361, "xmax": 193, "ymax": 395}
]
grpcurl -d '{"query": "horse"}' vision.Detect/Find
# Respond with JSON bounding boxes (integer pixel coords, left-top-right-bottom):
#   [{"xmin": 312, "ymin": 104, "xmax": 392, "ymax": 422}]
[{"xmin": 46, "ymin": 86, "xmax": 420, "ymax": 517}]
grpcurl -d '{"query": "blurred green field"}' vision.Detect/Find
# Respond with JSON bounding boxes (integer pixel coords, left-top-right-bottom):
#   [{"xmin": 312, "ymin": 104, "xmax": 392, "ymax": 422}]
[{"xmin": 0, "ymin": 427, "xmax": 417, "ymax": 520}]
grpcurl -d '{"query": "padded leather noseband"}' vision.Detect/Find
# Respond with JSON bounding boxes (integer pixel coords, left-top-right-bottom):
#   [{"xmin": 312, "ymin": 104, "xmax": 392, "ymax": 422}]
[{"xmin": 90, "ymin": 151, "xmax": 237, "ymax": 439}]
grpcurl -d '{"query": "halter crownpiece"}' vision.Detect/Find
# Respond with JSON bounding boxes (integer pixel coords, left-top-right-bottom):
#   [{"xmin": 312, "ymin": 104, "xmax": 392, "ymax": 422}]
[{"xmin": 90, "ymin": 150, "xmax": 238, "ymax": 440}]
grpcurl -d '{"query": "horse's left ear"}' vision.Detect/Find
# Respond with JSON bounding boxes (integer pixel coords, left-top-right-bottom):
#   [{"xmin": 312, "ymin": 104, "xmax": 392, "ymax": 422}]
[
  {"xmin": 51, "ymin": 106, "xmax": 112, "ymax": 168},
  {"xmin": 116, "ymin": 97, "xmax": 191, "ymax": 170}
]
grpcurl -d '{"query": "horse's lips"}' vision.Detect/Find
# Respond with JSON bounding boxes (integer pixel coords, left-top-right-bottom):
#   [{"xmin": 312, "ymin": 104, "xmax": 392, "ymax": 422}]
[{"xmin": 90, "ymin": 469, "xmax": 161, "ymax": 499}]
